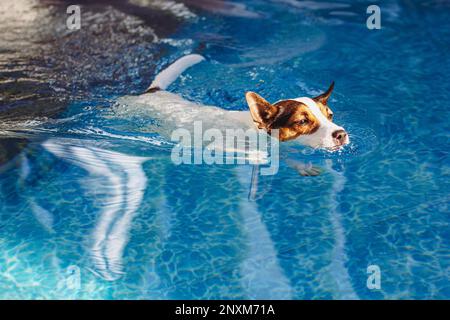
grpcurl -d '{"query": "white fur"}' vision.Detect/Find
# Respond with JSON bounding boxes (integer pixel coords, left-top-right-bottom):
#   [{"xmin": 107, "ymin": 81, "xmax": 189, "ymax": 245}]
[
  {"xmin": 119, "ymin": 55, "xmax": 348, "ymax": 150},
  {"xmin": 116, "ymin": 91, "xmax": 253, "ymax": 139},
  {"xmin": 293, "ymin": 97, "xmax": 348, "ymax": 148},
  {"xmin": 149, "ymin": 54, "xmax": 205, "ymax": 91}
]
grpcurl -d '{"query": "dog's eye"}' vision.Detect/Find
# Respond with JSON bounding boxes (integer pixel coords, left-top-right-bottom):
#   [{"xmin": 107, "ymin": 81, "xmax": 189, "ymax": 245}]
[
  {"xmin": 297, "ymin": 119, "xmax": 309, "ymax": 126},
  {"xmin": 328, "ymin": 114, "xmax": 333, "ymax": 120}
]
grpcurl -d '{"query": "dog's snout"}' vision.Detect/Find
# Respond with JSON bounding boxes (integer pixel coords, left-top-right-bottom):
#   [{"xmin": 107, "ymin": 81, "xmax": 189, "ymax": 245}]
[{"xmin": 332, "ymin": 129, "xmax": 347, "ymax": 145}]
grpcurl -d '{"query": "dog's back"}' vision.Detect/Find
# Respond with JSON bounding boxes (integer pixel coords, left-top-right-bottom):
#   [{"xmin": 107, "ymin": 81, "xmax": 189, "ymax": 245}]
[{"xmin": 113, "ymin": 55, "xmax": 253, "ymax": 140}]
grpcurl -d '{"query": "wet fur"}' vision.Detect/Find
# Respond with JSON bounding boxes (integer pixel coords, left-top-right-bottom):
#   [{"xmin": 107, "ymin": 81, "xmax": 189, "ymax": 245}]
[{"xmin": 246, "ymin": 92, "xmax": 336, "ymax": 142}]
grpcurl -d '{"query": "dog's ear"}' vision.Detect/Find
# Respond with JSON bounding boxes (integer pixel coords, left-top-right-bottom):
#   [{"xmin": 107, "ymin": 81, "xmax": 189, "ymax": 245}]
[
  {"xmin": 313, "ymin": 81, "xmax": 334, "ymax": 105},
  {"xmin": 245, "ymin": 92, "xmax": 279, "ymax": 130}
]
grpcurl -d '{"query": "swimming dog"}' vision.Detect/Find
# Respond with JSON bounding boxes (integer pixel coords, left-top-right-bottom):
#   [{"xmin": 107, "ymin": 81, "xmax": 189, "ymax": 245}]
[{"xmin": 114, "ymin": 54, "xmax": 349, "ymax": 152}]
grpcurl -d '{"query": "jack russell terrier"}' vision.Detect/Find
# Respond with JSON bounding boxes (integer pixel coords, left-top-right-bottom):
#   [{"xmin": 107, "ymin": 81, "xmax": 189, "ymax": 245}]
[{"xmin": 114, "ymin": 54, "xmax": 349, "ymax": 156}]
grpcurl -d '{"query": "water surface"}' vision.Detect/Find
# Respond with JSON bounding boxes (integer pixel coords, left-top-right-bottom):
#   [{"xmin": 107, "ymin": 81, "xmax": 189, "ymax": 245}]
[{"xmin": 0, "ymin": 0, "xmax": 449, "ymax": 299}]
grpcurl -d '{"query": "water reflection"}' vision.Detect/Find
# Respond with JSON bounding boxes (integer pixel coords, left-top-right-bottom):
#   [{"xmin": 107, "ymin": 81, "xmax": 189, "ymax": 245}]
[
  {"xmin": 324, "ymin": 160, "xmax": 358, "ymax": 299},
  {"xmin": 236, "ymin": 166, "xmax": 293, "ymax": 299},
  {"xmin": 247, "ymin": 158, "xmax": 358, "ymax": 298},
  {"xmin": 43, "ymin": 138, "xmax": 149, "ymax": 280}
]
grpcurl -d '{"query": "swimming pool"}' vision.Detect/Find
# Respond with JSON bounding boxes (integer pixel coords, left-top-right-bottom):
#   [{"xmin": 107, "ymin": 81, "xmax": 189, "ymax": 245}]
[{"xmin": 0, "ymin": 0, "xmax": 448, "ymax": 299}]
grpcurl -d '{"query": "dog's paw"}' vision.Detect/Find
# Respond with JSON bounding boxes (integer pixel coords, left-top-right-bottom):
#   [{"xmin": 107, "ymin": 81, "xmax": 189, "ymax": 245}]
[
  {"xmin": 297, "ymin": 164, "xmax": 322, "ymax": 176},
  {"xmin": 286, "ymin": 160, "xmax": 322, "ymax": 176}
]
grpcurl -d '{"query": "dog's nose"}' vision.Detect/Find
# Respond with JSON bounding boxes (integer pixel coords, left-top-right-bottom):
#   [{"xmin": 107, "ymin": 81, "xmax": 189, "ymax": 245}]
[{"xmin": 332, "ymin": 129, "xmax": 347, "ymax": 145}]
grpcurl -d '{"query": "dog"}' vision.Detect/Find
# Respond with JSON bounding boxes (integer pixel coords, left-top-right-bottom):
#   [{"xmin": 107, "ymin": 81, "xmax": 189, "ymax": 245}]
[{"xmin": 116, "ymin": 54, "xmax": 349, "ymax": 151}]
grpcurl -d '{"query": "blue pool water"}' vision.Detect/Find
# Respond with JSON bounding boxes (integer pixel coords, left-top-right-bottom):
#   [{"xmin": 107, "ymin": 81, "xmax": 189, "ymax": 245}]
[{"xmin": 0, "ymin": 0, "xmax": 449, "ymax": 299}]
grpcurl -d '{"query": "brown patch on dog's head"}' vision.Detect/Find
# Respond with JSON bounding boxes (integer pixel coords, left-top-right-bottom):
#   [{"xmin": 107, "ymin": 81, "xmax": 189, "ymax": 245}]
[
  {"xmin": 313, "ymin": 81, "xmax": 335, "ymax": 121},
  {"xmin": 245, "ymin": 92, "xmax": 320, "ymax": 141},
  {"xmin": 272, "ymin": 100, "xmax": 320, "ymax": 141}
]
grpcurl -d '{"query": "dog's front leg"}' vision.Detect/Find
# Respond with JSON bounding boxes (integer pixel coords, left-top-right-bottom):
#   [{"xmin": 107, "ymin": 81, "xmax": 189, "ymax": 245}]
[
  {"xmin": 285, "ymin": 158, "xmax": 323, "ymax": 176},
  {"xmin": 247, "ymin": 165, "xmax": 276, "ymax": 201},
  {"xmin": 248, "ymin": 164, "xmax": 258, "ymax": 201}
]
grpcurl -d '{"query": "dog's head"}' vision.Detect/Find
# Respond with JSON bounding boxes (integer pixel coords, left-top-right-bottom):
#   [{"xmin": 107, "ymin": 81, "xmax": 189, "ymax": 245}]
[{"xmin": 245, "ymin": 82, "xmax": 349, "ymax": 150}]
